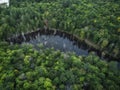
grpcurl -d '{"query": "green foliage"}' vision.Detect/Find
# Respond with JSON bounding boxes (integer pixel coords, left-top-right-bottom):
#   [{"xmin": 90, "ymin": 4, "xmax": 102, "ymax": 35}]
[
  {"xmin": 0, "ymin": 0, "xmax": 120, "ymax": 90},
  {"xmin": 0, "ymin": 0, "xmax": 120, "ymax": 57},
  {"xmin": 0, "ymin": 43, "xmax": 120, "ymax": 89}
]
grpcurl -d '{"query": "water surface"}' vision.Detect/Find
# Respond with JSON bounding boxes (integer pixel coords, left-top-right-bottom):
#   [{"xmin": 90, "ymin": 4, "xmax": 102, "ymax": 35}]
[{"xmin": 22, "ymin": 35, "xmax": 88, "ymax": 56}]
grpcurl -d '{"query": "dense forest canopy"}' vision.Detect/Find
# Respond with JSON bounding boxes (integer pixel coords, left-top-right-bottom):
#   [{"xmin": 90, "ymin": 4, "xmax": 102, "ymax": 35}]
[
  {"xmin": 0, "ymin": 0, "xmax": 120, "ymax": 58},
  {"xmin": 0, "ymin": 0, "xmax": 120, "ymax": 90}
]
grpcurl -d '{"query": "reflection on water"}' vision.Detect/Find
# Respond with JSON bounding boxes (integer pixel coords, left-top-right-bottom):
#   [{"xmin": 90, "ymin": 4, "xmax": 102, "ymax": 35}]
[{"xmin": 22, "ymin": 35, "xmax": 88, "ymax": 56}]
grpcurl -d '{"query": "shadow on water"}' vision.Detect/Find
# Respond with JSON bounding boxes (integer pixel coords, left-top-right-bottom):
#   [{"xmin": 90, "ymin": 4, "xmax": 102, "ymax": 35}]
[
  {"xmin": 6, "ymin": 28, "xmax": 120, "ymax": 62},
  {"xmin": 6, "ymin": 28, "xmax": 90, "ymax": 55}
]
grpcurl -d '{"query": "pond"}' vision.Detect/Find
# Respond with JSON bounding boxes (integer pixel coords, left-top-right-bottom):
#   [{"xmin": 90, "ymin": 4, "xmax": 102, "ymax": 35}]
[
  {"xmin": 6, "ymin": 28, "xmax": 120, "ymax": 69},
  {"xmin": 7, "ymin": 28, "xmax": 90, "ymax": 56},
  {"xmin": 23, "ymin": 35, "xmax": 88, "ymax": 56}
]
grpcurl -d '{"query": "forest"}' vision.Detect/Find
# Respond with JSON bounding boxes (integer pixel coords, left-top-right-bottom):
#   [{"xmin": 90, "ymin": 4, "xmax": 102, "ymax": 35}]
[{"xmin": 0, "ymin": 0, "xmax": 120, "ymax": 90}]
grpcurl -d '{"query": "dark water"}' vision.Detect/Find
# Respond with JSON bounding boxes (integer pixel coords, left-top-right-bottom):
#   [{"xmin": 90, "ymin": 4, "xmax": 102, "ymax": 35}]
[
  {"xmin": 7, "ymin": 29, "xmax": 119, "ymax": 70},
  {"xmin": 22, "ymin": 35, "xmax": 88, "ymax": 56}
]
